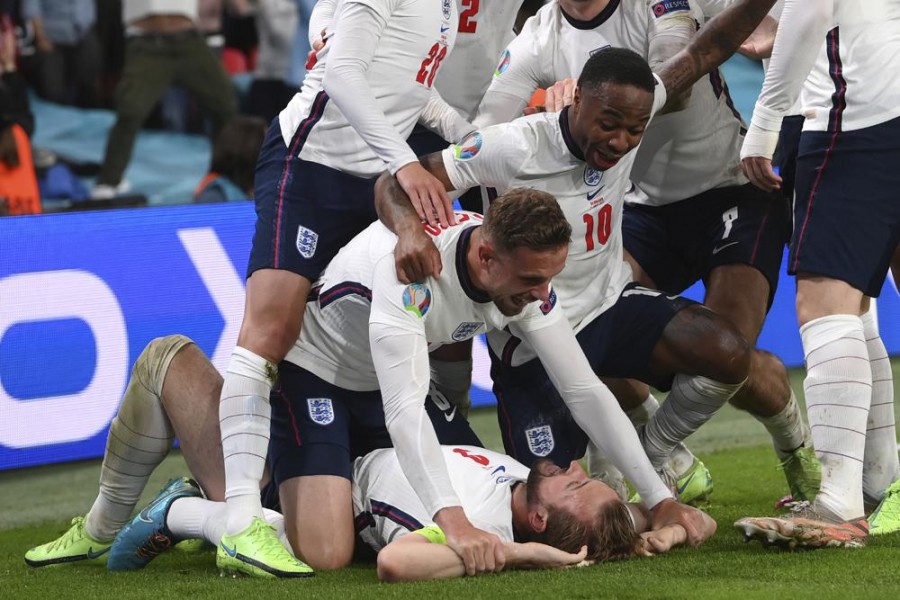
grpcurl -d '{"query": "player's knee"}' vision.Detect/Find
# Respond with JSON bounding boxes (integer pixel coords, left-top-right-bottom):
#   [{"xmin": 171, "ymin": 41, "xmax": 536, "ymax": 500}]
[
  {"xmin": 303, "ymin": 542, "xmax": 354, "ymax": 571},
  {"xmin": 376, "ymin": 545, "xmax": 408, "ymax": 582},
  {"xmin": 133, "ymin": 335, "xmax": 194, "ymax": 394},
  {"xmin": 704, "ymin": 325, "xmax": 752, "ymax": 385},
  {"xmin": 239, "ymin": 317, "xmax": 300, "ymax": 361}
]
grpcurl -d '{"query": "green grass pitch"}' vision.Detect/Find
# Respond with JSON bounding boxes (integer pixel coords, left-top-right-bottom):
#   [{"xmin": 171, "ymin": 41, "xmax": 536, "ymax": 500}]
[{"xmin": 2, "ymin": 364, "xmax": 898, "ymax": 599}]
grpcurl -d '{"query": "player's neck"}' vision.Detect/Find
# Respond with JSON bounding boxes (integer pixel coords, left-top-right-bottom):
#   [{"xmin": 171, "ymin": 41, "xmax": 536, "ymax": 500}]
[
  {"xmin": 465, "ymin": 227, "xmax": 491, "ymax": 293},
  {"xmin": 558, "ymin": 0, "xmax": 612, "ymax": 23},
  {"xmin": 509, "ymin": 482, "xmax": 530, "ymax": 541}
]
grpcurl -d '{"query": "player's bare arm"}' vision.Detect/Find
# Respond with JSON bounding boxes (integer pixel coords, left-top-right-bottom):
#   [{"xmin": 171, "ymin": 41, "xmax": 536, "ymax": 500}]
[
  {"xmin": 656, "ymin": 0, "xmax": 776, "ymax": 106},
  {"xmin": 376, "ymin": 532, "xmax": 586, "ymax": 583},
  {"xmin": 374, "ymin": 152, "xmax": 454, "ymax": 282}
]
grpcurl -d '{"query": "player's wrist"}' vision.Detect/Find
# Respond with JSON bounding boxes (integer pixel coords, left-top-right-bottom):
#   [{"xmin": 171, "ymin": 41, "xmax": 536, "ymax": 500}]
[{"xmin": 740, "ymin": 125, "xmax": 779, "ymax": 161}]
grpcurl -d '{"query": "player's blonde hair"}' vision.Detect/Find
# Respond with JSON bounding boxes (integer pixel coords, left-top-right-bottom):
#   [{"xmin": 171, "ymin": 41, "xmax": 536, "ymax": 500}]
[{"xmin": 482, "ymin": 188, "xmax": 571, "ymax": 254}]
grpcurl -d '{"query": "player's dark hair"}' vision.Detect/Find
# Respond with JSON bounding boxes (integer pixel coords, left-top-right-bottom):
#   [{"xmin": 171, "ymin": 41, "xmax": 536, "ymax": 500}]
[
  {"xmin": 482, "ymin": 188, "xmax": 571, "ymax": 254},
  {"xmin": 210, "ymin": 115, "xmax": 268, "ymax": 195},
  {"xmin": 577, "ymin": 47, "xmax": 655, "ymax": 95}
]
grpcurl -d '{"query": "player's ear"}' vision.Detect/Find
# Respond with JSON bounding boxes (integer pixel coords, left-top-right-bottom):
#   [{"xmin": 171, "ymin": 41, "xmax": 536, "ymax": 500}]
[{"xmin": 527, "ymin": 506, "xmax": 549, "ymax": 534}]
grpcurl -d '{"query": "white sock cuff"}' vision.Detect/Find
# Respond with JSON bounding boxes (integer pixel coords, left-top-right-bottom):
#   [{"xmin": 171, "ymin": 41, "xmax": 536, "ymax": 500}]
[
  {"xmin": 625, "ymin": 394, "xmax": 660, "ymax": 425},
  {"xmin": 674, "ymin": 374, "xmax": 745, "ymax": 403},
  {"xmin": 860, "ymin": 309, "xmax": 879, "ymax": 336},
  {"xmin": 229, "ymin": 347, "xmax": 276, "ymax": 382},
  {"xmin": 800, "ymin": 314, "xmax": 864, "ymax": 356}
]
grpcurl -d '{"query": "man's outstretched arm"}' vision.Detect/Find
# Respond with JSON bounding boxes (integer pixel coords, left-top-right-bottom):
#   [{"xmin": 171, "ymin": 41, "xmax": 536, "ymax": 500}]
[{"xmin": 657, "ymin": 0, "xmax": 777, "ymax": 102}]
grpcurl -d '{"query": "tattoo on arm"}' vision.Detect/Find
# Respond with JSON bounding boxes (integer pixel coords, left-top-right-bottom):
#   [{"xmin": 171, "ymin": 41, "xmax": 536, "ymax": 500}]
[
  {"xmin": 657, "ymin": 0, "xmax": 777, "ymax": 100},
  {"xmin": 374, "ymin": 152, "xmax": 454, "ymax": 235}
]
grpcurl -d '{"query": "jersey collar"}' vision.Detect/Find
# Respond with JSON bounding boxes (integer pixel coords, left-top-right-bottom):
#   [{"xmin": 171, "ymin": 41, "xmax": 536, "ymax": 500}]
[
  {"xmin": 559, "ymin": 0, "xmax": 621, "ymax": 30},
  {"xmin": 456, "ymin": 226, "xmax": 492, "ymax": 304},
  {"xmin": 559, "ymin": 107, "xmax": 585, "ymax": 162}
]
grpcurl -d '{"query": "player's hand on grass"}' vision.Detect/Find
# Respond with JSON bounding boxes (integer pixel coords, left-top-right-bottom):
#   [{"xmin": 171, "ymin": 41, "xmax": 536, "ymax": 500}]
[
  {"xmin": 649, "ymin": 499, "xmax": 717, "ymax": 546},
  {"xmin": 638, "ymin": 524, "xmax": 688, "ymax": 556},
  {"xmin": 397, "ymin": 162, "xmax": 455, "ymax": 228},
  {"xmin": 436, "ymin": 507, "xmax": 505, "ymax": 576},
  {"xmin": 394, "ymin": 224, "xmax": 442, "ymax": 283},
  {"xmin": 741, "ymin": 156, "xmax": 782, "ymax": 192},
  {"xmin": 505, "ymin": 542, "xmax": 588, "ymax": 570}
]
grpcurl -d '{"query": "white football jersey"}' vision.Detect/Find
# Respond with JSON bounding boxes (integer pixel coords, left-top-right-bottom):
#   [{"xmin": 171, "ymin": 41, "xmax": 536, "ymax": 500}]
[
  {"xmin": 352, "ymin": 445, "xmax": 529, "ymax": 549},
  {"xmin": 279, "ymin": 0, "xmax": 458, "ymax": 177},
  {"xmin": 801, "ymin": 1, "xmax": 900, "ymax": 132},
  {"xmin": 443, "ymin": 82, "xmax": 667, "ymax": 365},
  {"xmin": 434, "ymin": 0, "xmax": 524, "ymax": 121},
  {"xmin": 478, "ymin": 0, "xmax": 747, "ymax": 206},
  {"xmin": 285, "ymin": 213, "xmax": 565, "ymax": 387}
]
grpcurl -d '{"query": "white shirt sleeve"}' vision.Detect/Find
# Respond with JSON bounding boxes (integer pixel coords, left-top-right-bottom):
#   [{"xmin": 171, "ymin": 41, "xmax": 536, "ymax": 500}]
[
  {"xmin": 441, "ymin": 122, "xmax": 532, "ymax": 192},
  {"xmin": 473, "ymin": 24, "xmax": 546, "ymax": 127},
  {"xmin": 746, "ymin": 0, "xmax": 832, "ymax": 147},
  {"xmin": 323, "ymin": 0, "xmax": 420, "ymax": 174},
  {"xmin": 368, "ymin": 256, "xmax": 462, "ymax": 517},
  {"xmin": 309, "ymin": 0, "xmax": 337, "ymax": 46},
  {"xmin": 647, "ymin": 0, "xmax": 698, "ymax": 69},
  {"xmin": 512, "ymin": 318, "xmax": 674, "ymax": 509},
  {"xmin": 418, "ymin": 88, "xmax": 476, "ymax": 144}
]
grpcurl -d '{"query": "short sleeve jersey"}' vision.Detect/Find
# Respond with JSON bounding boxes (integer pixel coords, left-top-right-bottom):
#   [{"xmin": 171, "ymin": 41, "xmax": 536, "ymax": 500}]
[
  {"xmin": 442, "ymin": 82, "xmax": 666, "ymax": 364},
  {"xmin": 278, "ymin": 0, "xmax": 458, "ymax": 177},
  {"xmin": 284, "ymin": 214, "xmax": 565, "ymax": 388},
  {"xmin": 482, "ymin": 0, "xmax": 747, "ymax": 205},
  {"xmin": 352, "ymin": 445, "xmax": 530, "ymax": 549},
  {"xmin": 434, "ymin": 0, "xmax": 524, "ymax": 120}
]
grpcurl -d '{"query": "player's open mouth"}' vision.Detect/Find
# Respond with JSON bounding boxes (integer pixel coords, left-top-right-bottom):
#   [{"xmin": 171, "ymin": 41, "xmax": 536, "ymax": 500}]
[{"xmin": 591, "ymin": 149, "xmax": 621, "ymax": 170}]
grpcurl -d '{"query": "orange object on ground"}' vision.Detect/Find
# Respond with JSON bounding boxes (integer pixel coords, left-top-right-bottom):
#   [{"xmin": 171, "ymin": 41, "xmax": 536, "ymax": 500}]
[{"xmin": 0, "ymin": 124, "xmax": 41, "ymax": 215}]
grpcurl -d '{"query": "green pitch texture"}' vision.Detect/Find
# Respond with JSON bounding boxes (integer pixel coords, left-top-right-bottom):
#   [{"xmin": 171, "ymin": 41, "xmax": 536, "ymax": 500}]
[{"xmin": 2, "ymin": 364, "xmax": 898, "ymax": 599}]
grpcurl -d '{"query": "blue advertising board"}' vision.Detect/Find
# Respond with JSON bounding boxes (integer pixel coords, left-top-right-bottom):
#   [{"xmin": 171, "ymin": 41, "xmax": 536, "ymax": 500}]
[{"xmin": 1, "ymin": 203, "xmax": 898, "ymax": 471}]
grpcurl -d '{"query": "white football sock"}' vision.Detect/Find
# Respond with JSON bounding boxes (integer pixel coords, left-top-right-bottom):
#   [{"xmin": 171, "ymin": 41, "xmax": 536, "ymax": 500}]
[
  {"xmin": 85, "ymin": 338, "xmax": 182, "ymax": 541},
  {"xmin": 755, "ymin": 390, "xmax": 810, "ymax": 461},
  {"xmin": 167, "ymin": 498, "xmax": 288, "ymax": 551},
  {"xmin": 627, "ymin": 394, "xmax": 696, "ymax": 477},
  {"xmin": 642, "ymin": 375, "xmax": 743, "ymax": 469},
  {"xmin": 801, "ymin": 315, "xmax": 871, "ymax": 520},
  {"xmin": 221, "ymin": 347, "xmax": 275, "ymax": 534},
  {"xmin": 861, "ymin": 310, "xmax": 899, "ymax": 503}
]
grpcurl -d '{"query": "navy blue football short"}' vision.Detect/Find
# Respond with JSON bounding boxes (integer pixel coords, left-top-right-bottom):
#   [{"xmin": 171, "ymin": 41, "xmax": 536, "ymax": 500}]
[
  {"xmin": 268, "ymin": 361, "xmax": 483, "ymax": 486},
  {"xmin": 790, "ymin": 115, "xmax": 900, "ymax": 297},
  {"xmin": 493, "ymin": 283, "xmax": 697, "ymax": 466},
  {"xmin": 623, "ymin": 184, "xmax": 790, "ymax": 307},
  {"xmin": 774, "ymin": 114, "xmax": 805, "ymax": 201},
  {"xmin": 247, "ymin": 114, "xmax": 379, "ymax": 281}
]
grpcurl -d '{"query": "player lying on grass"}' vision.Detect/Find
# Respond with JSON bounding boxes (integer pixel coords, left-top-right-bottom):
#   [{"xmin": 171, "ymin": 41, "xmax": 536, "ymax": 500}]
[
  {"xmin": 26, "ymin": 190, "xmax": 713, "ymax": 577},
  {"xmin": 23, "ymin": 333, "xmax": 710, "ymax": 581}
]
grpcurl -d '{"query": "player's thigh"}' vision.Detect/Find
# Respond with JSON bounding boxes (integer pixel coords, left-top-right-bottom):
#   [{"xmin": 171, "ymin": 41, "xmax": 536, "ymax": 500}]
[
  {"xmin": 240, "ymin": 268, "xmax": 311, "ymax": 359},
  {"xmin": 268, "ymin": 362, "xmax": 356, "ymax": 566},
  {"xmin": 698, "ymin": 185, "xmax": 789, "ymax": 333},
  {"xmin": 279, "ymin": 474, "xmax": 354, "ymax": 570},
  {"xmin": 790, "ymin": 117, "xmax": 900, "ymax": 312}
]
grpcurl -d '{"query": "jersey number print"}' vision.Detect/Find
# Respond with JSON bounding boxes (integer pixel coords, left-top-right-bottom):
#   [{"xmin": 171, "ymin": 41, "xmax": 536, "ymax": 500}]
[
  {"xmin": 417, "ymin": 43, "xmax": 448, "ymax": 88},
  {"xmin": 583, "ymin": 204, "xmax": 613, "ymax": 251},
  {"xmin": 458, "ymin": 0, "xmax": 479, "ymax": 33}
]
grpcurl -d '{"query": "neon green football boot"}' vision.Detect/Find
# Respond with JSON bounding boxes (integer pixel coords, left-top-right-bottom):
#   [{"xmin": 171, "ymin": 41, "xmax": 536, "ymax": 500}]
[
  {"xmin": 674, "ymin": 458, "xmax": 714, "ymax": 506},
  {"xmin": 24, "ymin": 516, "xmax": 112, "ymax": 567},
  {"xmin": 869, "ymin": 479, "xmax": 900, "ymax": 536},
  {"xmin": 630, "ymin": 459, "xmax": 713, "ymax": 507},
  {"xmin": 779, "ymin": 446, "xmax": 821, "ymax": 502},
  {"xmin": 217, "ymin": 517, "xmax": 314, "ymax": 578}
]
